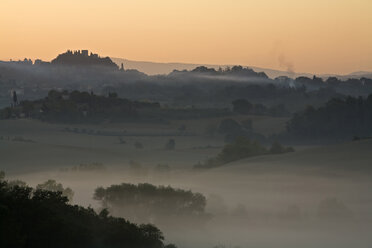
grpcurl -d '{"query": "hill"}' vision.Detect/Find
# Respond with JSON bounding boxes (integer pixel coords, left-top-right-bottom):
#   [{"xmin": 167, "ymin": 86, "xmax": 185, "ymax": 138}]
[
  {"xmin": 112, "ymin": 57, "xmax": 372, "ymax": 79},
  {"xmin": 111, "ymin": 57, "xmax": 312, "ymax": 78},
  {"xmin": 52, "ymin": 50, "xmax": 118, "ymax": 69}
]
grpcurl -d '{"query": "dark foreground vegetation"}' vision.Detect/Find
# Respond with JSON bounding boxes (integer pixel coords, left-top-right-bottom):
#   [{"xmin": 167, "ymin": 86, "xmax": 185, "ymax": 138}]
[{"xmin": 0, "ymin": 172, "xmax": 174, "ymax": 248}]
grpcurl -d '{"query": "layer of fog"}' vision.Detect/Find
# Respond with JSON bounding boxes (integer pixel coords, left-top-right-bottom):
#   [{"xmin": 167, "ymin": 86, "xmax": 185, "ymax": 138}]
[
  {"xmin": 6, "ymin": 164, "xmax": 372, "ymax": 248},
  {"xmin": 2, "ymin": 117, "xmax": 372, "ymax": 248}
]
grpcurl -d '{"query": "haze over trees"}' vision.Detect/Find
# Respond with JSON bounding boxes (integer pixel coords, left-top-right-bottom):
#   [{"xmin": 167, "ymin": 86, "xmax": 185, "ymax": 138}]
[
  {"xmin": 94, "ymin": 183, "xmax": 210, "ymax": 225},
  {"xmin": 2, "ymin": 50, "xmax": 372, "ymax": 113}
]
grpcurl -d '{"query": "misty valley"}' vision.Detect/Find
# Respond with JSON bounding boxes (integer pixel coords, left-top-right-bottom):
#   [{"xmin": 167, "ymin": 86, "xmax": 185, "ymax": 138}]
[{"xmin": 1, "ymin": 51, "xmax": 372, "ymax": 248}]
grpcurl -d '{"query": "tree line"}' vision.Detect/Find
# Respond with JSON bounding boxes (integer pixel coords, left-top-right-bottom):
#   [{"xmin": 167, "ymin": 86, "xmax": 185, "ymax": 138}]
[
  {"xmin": 0, "ymin": 90, "xmax": 160, "ymax": 123},
  {"xmin": 286, "ymin": 94, "xmax": 372, "ymax": 140}
]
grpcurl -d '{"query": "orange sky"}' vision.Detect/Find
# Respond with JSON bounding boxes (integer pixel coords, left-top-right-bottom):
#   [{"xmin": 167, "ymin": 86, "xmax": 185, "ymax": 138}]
[{"xmin": 1, "ymin": 0, "xmax": 371, "ymax": 74}]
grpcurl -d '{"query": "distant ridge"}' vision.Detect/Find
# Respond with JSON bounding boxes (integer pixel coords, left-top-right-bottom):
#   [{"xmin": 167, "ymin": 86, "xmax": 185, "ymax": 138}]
[
  {"xmin": 112, "ymin": 57, "xmax": 372, "ymax": 79},
  {"xmin": 111, "ymin": 57, "xmax": 309, "ymax": 78}
]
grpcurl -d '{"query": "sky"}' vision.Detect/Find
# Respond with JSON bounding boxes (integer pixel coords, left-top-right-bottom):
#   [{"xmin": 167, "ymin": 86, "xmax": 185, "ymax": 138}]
[{"xmin": 1, "ymin": 0, "xmax": 372, "ymax": 74}]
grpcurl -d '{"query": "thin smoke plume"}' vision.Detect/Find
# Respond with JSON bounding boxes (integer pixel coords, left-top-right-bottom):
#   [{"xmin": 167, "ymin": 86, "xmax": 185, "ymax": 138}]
[{"xmin": 278, "ymin": 54, "xmax": 295, "ymax": 75}]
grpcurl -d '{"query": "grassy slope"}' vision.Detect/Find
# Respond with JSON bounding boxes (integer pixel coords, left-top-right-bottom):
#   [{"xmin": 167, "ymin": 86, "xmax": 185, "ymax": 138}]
[{"xmin": 0, "ymin": 119, "xmax": 221, "ymax": 173}]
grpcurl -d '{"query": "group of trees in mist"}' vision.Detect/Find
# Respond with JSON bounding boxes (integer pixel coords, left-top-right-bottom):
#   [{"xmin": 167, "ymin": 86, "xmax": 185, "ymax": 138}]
[
  {"xmin": 0, "ymin": 90, "xmax": 160, "ymax": 123},
  {"xmin": 285, "ymin": 94, "xmax": 372, "ymax": 140},
  {"xmin": 94, "ymin": 183, "xmax": 210, "ymax": 225},
  {"xmin": 110, "ymin": 79, "xmax": 341, "ymax": 112},
  {"xmin": 0, "ymin": 172, "xmax": 175, "ymax": 248},
  {"xmin": 291, "ymin": 75, "xmax": 372, "ymax": 95},
  {"xmin": 194, "ymin": 137, "xmax": 294, "ymax": 169}
]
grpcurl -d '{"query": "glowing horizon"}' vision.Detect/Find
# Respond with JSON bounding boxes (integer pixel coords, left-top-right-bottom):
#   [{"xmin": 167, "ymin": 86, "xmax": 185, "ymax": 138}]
[{"xmin": 1, "ymin": 0, "xmax": 371, "ymax": 74}]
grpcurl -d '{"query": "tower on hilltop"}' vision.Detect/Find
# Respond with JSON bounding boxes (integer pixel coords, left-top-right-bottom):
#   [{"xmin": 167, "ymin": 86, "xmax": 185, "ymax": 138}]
[{"xmin": 82, "ymin": 50, "xmax": 89, "ymax": 56}]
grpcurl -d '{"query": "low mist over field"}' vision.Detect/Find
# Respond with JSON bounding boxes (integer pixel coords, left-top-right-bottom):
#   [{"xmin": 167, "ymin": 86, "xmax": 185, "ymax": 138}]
[{"xmin": 2, "ymin": 117, "xmax": 372, "ymax": 247}]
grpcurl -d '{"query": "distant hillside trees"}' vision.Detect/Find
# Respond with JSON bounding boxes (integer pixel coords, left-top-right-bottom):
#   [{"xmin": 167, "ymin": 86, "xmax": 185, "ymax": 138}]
[
  {"xmin": 216, "ymin": 137, "xmax": 267, "ymax": 163},
  {"xmin": 94, "ymin": 183, "xmax": 210, "ymax": 225},
  {"xmin": 286, "ymin": 94, "xmax": 372, "ymax": 140},
  {"xmin": 171, "ymin": 65, "xmax": 269, "ymax": 79},
  {"xmin": 194, "ymin": 137, "xmax": 294, "ymax": 169},
  {"xmin": 0, "ymin": 90, "xmax": 160, "ymax": 123}
]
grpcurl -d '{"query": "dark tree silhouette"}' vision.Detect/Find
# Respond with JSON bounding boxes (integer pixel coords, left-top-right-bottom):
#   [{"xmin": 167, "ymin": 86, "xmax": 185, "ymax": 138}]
[
  {"xmin": 51, "ymin": 50, "xmax": 118, "ymax": 69},
  {"xmin": 0, "ymin": 178, "xmax": 172, "ymax": 248},
  {"xmin": 36, "ymin": 179, "xmax": 74, "ymax": 202}
]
